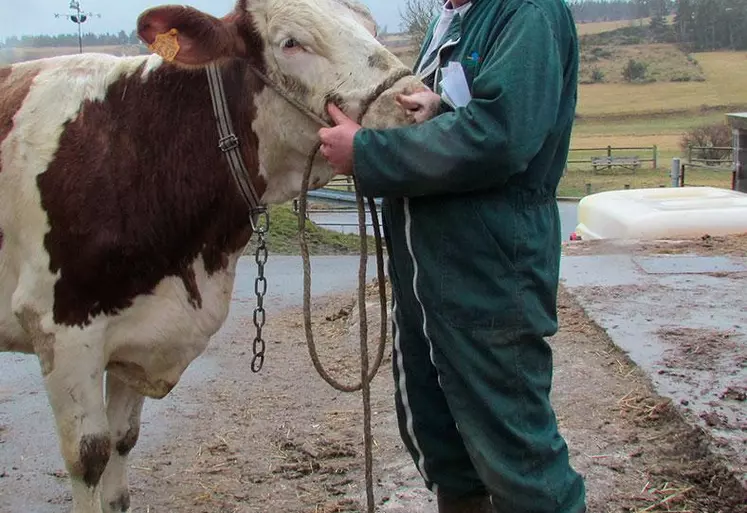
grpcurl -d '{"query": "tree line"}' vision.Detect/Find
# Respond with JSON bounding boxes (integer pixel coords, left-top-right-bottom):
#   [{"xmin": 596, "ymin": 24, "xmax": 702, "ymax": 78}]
[
  {"xmin": 568, "ymin": 0, "xmax": 666, "ymax": 22},
  {"xmin": 570, "ymin": 0, "xmax": 746, "ymax": 50},
  {"xmin": 674, "ymin": 0, "xmax": 747, "ymax": 50},
  {"xmin": 0, "ymin": 30, "xmax": 142, "ymax": 49}
]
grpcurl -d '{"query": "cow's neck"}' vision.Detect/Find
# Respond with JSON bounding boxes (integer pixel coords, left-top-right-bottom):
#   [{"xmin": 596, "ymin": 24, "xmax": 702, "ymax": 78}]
[{"xmin": 251, "ymin": 80, "xmax": 333, "ymax": 204}]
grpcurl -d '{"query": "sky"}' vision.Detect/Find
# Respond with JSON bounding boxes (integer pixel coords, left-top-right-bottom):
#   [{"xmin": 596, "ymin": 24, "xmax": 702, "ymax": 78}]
[{"xmin": 0, "ymin": 0, "xmax": 410, "ymax": 40}]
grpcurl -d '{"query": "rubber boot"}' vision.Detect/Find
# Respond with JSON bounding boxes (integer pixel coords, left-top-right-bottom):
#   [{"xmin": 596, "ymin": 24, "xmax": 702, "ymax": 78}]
[{"xmin": 437, "ymin": 490, "xmax": 493, "ymax": 513}]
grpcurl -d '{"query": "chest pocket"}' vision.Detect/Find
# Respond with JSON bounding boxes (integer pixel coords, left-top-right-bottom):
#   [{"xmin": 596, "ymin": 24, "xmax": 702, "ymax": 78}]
[{"xmin": 460, "ymin": 51, "xmax": 482, "ymax": 89}]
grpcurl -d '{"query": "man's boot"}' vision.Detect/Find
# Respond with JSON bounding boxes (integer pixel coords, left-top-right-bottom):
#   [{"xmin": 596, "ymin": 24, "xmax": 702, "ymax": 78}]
[{"xmin": 437, "ymin": 490, "xmax": 493, "ymax": 513}]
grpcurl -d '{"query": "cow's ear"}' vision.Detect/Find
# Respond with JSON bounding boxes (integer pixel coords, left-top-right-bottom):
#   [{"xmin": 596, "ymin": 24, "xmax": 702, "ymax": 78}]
[{"xmin": 137, "ymin": 6, "xmax": 240, "ymax": 66}]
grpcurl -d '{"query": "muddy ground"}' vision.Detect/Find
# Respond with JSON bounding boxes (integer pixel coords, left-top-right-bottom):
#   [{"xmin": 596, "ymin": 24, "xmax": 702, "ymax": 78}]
[
  {"xmin": 116, "ymin": 283, "xmax": 746, "ymax": 511},
  {"xmin": 562, "ymin": 233, "xmax": 747, "ymax": 258},
  {"xmin": 2, "ymin": 275, "xmax": 746, "ymax": 512}
]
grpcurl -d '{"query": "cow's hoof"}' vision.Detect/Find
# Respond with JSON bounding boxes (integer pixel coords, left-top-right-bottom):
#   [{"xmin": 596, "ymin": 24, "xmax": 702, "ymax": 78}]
[{"xmin": 105, "ymin": 491, "xmax": 130, "ymax": 513}]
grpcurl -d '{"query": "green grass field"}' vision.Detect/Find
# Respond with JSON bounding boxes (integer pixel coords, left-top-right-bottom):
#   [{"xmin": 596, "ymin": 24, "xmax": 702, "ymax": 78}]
[
  {"xmin": 568, "ymin": 45, "xmax": 744, "ymax": 194},
  {"xmin": 557, "ymin": 167, "xmax": 733, "ymax": 197}
]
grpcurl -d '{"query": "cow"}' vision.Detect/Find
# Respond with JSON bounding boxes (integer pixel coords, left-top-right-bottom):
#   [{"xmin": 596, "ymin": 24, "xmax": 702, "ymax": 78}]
[{"xmin": 0, "ymin": 0, "xmax": 428, "ymax": 511}]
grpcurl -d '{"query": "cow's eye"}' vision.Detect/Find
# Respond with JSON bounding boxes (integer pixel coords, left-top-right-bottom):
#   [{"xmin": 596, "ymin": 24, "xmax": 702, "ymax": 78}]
[{"xmin": 282, "ymin": 38, "xmax": 301, "ymax": 50}]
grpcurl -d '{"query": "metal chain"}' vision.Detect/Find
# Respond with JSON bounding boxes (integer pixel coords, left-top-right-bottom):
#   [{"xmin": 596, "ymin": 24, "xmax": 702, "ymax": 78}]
[{"xmin": 251, "ymin": 207, "xmax": 270, "ymax": 373}]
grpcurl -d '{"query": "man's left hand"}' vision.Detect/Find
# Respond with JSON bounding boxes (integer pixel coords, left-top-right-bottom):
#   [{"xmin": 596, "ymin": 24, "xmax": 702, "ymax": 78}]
[{"xmin": 318, "ymin": 104, "xmax": 361, "ymax": 176}]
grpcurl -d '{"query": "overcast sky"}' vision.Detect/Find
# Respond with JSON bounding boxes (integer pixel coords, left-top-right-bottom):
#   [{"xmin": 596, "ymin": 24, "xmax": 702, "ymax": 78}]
[{"xmin": 0, "ymin": 0, "xmax": 411, "ymax": 39}]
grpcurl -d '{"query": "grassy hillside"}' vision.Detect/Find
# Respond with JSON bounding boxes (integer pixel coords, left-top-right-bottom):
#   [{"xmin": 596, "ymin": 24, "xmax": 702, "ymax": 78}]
[
  {"xmin": 576, "ymin": 17, "xmax": 655, "ymax": 36},
  {"xmin": 576, "ymin": 51, "xmax": 747, "ymax": 118},
  {"xmin": 580, "ymin": 43, "xmax": 706, "ymax": 84},
  {"xmin": 243, "ymin": 203, "xmax": 376, "ymax": 256}
]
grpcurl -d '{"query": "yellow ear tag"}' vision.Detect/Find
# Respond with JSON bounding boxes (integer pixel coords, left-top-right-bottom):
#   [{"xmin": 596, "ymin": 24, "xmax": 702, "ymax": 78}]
[{"xmin": 149, "ymin": 28, "xmax": 180, "ymax": 61}]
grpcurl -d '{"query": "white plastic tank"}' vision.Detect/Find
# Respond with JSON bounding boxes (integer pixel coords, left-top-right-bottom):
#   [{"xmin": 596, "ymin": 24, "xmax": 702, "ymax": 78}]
[{"xmin": 573, "ymin": 186, "xmax": 747, "ymax": 240}]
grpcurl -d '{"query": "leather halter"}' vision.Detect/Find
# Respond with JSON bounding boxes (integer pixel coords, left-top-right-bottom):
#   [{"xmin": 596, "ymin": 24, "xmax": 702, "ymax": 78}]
[{"xmin": 205, "ymin": 62, "xmax": 414, "ymax": 214}]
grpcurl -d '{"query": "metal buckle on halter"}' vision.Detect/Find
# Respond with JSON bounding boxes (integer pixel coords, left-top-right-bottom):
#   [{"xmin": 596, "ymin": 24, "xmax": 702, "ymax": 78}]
[{"xmin": 218, "ymin": 134, "xmax": 239, "ymax": 152}]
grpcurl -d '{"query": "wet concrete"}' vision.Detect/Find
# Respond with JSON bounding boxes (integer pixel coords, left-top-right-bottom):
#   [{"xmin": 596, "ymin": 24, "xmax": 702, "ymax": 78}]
[
  {"xmin": 308, "ymin": 199, "xmax": 580, "ymax": 242},
  {"xmin": 561, "ymin": 252, "xmax": 747, "ymax": 487},
  {"xmin": 0, "ymin": 256, "xmax": 378, "ymax": 512}
]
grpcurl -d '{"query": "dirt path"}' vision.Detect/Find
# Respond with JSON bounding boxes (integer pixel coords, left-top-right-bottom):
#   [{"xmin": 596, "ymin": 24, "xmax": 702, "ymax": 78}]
[
  {"xmin": 3, "ymin": 269, "xmax": 744, "ymax": 512},
  {"xmin": 111, "ymin": 281, "xmax": 746, "ymax": 513}
]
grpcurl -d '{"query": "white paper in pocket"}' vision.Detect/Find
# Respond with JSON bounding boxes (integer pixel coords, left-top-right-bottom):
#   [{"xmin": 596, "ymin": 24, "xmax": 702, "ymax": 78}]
[{"xmin": 439, "ymin": 61, "xmax": 472, "ymax": 108}]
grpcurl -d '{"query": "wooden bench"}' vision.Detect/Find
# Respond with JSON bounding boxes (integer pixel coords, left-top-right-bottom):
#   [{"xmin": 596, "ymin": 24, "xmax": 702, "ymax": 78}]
[{"xmin": 591, "ymin": 155, "xmax": 641, "ymax": 173}]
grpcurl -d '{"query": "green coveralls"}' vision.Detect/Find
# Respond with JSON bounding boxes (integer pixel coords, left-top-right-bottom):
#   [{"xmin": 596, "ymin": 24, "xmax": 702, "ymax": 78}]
[{"xmin": 352, "ymin": 0, "xmax": 586, "ymax": 511}]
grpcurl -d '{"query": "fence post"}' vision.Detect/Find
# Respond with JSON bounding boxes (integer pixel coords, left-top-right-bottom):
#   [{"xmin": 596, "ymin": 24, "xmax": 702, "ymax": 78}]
[
  {"xmin": 607, "ymin": 145, "xmax": 612, "ymax": 171},
  {"xmin": 652, "ymin": 145, "xmax": 658, "ymax": 169},
  {"xmin": 671, "ymin": 158, "xmax": 681, "ymax": 187},
  {"xmin": 681, "ymin": 163, "xmax": 686, "ymax": 187},
  {"xmin": 585, "ymin": 183, "xmax": 592, "ymax": 195}
]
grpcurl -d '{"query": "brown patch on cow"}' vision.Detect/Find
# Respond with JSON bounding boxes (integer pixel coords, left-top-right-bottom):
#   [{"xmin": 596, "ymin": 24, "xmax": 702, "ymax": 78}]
[
  {"xmin": 77, "ymin": 433, "xmax": 111, "ymax": 487},
  {"xmin": 0, "ymin": 227, "xmax": 3, "ymax": 251},
  {"xmin": 180, "ymin": 265, "xmax": 203, "ymax": 309},
  {"xmin": 367, "ymin": 51, "xmax": 392, "ymax": 71},
  {"xmin": 138, "ymin": 5, "xmax": 252, "ymax": 67},
  {"xmin": 37, "ymin": 54, "xmax": 267, "ymax": 327},
  {"xmin": 0, "ymin": 64, "xmax": 40, "ymax": 173}
]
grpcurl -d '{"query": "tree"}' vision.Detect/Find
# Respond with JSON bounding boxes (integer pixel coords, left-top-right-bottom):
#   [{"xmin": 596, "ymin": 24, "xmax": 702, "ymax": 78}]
[
  {"xmin": 673, "ymin": 0, "xmax": 747, "ymax": 50},
  {"xmin": 622, "ymin": 58, "xmax": 648, "ymax": 82},
  {"xmin": 400, "ymin": 0, "xmax": 440, "ymax": 49},
  {"xmin": 648, "ymin": 0, "xmax": 674, "ymax": 42}
]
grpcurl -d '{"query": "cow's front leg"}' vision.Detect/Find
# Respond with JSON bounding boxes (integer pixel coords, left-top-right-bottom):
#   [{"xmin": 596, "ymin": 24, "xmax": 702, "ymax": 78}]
[
  {"xmin": 36, "ymin": 328, "xmax": 110, "ymax": 513},
  {"xmin": 100, "ymin": 372, "xmax": 145, "ymax": 513}
]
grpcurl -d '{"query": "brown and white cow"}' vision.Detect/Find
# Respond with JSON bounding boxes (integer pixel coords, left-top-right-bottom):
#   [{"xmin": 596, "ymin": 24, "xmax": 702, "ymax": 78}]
[{"xmin": 0, "ymin": 1, "xmax": 427, "ymax": 511}]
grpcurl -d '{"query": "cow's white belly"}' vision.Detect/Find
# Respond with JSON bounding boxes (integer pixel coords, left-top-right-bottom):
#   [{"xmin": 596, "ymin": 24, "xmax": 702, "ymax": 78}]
[
  {"xmin": 0, "ymin": 242, "xmax": 241, "ymax": 399},
  {"xmin": 102, "ymin": 252, "xmax": 241, "ymax": 398}
]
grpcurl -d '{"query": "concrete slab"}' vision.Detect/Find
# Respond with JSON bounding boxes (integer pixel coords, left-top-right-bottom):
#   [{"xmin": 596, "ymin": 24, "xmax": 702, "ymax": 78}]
[
  {"xmin": 633, "ymin": 255, "xmax": 747, "ymax": 274},
  {"xmin": 560, "ymin": 251, "xmax": 747, "ymax": 487}
]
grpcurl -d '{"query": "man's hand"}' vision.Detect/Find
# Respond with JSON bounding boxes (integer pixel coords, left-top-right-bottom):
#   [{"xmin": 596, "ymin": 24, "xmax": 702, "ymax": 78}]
[
  {"xmin": 318, "ymin": 104, "xmax": 361, "ymax": 176},
  {"xmin": 396, "ymin": 90, "xmax": 442, "ymax": 124}
]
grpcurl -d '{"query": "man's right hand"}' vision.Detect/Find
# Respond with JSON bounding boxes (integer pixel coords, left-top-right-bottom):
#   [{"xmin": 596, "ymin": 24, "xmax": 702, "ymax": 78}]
[{"xmin": 396, "ymin": 90, "xmax": 442, "ymax": 124}]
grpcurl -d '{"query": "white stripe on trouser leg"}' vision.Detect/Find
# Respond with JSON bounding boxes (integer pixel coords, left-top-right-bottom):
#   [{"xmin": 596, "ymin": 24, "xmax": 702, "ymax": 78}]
[
  {"xmin": 392, "ymin": 298, "xmax": 430, "ymax": 485},
  {"xmin": 404, "ymin": 198, "xmax": 443, "ymax": 492},
  {"xmin": 403, "ymin": 198, "xmax": 441, "ymax": 376}
]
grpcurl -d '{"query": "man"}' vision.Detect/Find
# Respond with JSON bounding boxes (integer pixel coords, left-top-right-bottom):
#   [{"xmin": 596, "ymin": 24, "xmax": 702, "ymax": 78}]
[{"xmin": 319, "ymin": 0, "xmax": 586, "ymax": 511}]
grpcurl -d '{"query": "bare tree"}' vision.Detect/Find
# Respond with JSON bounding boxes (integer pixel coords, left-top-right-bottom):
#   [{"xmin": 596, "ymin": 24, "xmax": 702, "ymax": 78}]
[{"xmin": 400, "ymin": 0, "xmax": 441, "ymax": 48}]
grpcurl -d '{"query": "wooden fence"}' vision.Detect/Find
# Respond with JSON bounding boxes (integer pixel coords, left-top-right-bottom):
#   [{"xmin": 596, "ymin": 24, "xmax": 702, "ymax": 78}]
[
  {"xmin": 686, "ymin": 145, "xmax": 734, "ymax": 169},
  {"xmin": 565, "ymin": 145, "xmax": 658, "ymax": 171}
]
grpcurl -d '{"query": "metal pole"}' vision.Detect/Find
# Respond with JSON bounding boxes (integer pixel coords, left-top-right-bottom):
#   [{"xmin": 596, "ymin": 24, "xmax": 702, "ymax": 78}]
[
  {"xmin": 735, "ymin": 129, "xmax": 747, "ymax": 194},
  {"xmin": 671, "ymin": 157, "xmax": 681, "ymax": 187},
  {"xmin": 78, "ymin": 15, "xmax": 83, "ymax": 53}
]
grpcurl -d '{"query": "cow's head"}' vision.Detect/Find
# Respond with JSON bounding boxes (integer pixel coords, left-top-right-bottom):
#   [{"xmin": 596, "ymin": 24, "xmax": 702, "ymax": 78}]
[{"xmin": 137, "ymin": 0, "xmax": 430, "ymax": 203}]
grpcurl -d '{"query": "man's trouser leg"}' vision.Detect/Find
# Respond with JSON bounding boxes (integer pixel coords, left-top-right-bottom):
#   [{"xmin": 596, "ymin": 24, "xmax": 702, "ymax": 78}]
[{"xmin": 391, "ymin": 298, "xmax": 586, "ymax": 512}]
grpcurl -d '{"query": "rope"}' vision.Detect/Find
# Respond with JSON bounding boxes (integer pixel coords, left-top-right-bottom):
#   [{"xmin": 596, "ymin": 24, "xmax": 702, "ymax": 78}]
[
  {"xmin": 297, "ymin": 142, "xmax": 388, "ymax": 513},
  {"xmin": 249, "ymin": 63, "xmax": 412, "ymax": 512}
]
